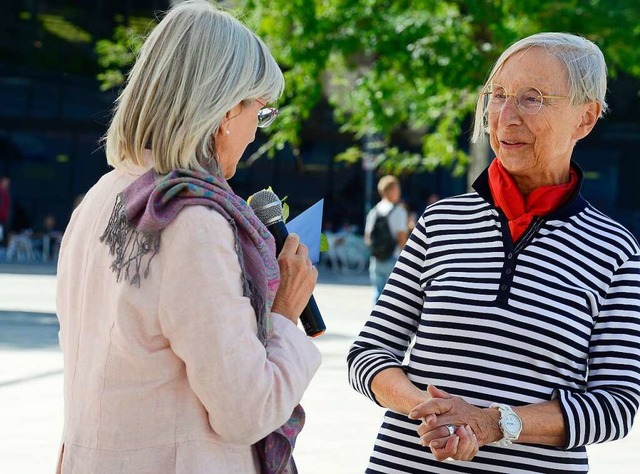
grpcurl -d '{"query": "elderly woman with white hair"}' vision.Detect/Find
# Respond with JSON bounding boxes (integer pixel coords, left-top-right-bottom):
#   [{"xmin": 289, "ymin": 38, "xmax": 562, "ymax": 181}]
[
  {"xmin": 348, "ymin": 32, "xmax": 640, "ymax": 473},
  {"xmin": 56, "ymin": 1, "xmax": 320, "ymax": 473}
]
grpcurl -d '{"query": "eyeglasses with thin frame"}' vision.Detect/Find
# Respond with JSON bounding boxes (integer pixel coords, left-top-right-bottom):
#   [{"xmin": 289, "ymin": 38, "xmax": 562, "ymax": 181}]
[
  {"xmin": 255, "ymin": 99, "xmax": 279, "ymax": 128},
  {"xmin": 482, "ymin": 83, "xmax": 568, "ymax": 115}
]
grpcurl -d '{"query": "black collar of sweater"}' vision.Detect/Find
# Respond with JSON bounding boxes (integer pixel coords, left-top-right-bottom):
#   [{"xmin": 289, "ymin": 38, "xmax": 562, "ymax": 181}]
[{"xmin": 472, "ymin": 159, "xmax": 589, "ymax": 221}]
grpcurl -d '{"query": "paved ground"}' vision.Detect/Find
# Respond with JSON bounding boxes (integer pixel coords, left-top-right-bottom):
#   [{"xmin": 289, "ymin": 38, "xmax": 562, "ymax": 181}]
[{"xmin": 1, "ymin": 265, "xmax": 639, "ymax": 473}]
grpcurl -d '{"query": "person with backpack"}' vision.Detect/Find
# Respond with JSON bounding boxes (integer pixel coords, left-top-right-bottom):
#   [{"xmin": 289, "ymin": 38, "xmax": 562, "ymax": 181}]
[{"xmin": 365, "ymin": 175, "xmax": 408, "ymax": 302}]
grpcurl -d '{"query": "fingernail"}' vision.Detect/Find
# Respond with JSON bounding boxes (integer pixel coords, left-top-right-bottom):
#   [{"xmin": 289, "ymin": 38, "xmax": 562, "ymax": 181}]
[
  {"xmin": 430, "ymin": 441, "xmax": 440, "ymax": 448},
  {"xmin": 408, "ymin": 411, "xmax": 417, "ymax": 419}
]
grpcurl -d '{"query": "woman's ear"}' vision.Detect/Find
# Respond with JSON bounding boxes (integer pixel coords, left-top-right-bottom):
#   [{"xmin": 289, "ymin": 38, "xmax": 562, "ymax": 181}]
[
  {"xmin": 218, "ymin": 103, "xmax": 243, "ymax": 137},
  {"xmin": 573, "ymin": 101, "xmax": 601, "ymax": 141}
]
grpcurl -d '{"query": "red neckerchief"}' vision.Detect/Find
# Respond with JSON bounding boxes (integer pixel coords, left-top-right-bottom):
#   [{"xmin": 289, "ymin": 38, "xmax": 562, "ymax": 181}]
[{"xmin": 488, "ymin": 158, "xmax": 578, "ymax": 242}]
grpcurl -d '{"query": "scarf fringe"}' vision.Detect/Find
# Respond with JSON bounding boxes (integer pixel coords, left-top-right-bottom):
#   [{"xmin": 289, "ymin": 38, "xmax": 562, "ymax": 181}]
[{"xmin": 100, "ymin": 194, "xmax": 161, "ymax": 287}]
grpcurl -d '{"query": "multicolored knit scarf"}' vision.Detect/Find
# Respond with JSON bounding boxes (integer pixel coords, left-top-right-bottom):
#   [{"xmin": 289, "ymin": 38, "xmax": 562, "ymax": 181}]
[{"xmin": 100, "ymin": 167, "xmax": 304, "ymax": 474}]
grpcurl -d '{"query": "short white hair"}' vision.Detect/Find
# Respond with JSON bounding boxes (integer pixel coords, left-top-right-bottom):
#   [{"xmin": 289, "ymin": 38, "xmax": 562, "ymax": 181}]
[
  {"xmin": 105, "ymin": 0, "xmax": 284, "ymax": 174},
  {"xmin": 471, "ymin": 32, "xmax": 608, "ymax": 143}
]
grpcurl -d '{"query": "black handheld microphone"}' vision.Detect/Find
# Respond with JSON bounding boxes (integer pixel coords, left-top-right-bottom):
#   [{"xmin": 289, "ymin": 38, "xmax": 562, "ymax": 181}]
[{"xmin": 249, "ymin": 189, "xmax": 326, "ymax": 338}]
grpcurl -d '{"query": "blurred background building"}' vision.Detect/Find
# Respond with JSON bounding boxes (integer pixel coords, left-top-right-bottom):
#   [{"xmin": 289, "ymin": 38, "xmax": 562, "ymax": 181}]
[{"xmin": 1, "ymin": 0, "xmax": 639, "ymax": 258}]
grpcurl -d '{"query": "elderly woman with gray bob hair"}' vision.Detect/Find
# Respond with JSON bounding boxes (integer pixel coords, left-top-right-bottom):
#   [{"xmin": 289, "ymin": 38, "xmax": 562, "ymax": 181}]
[
  {"xmin": 348, "ymin": 32, "xmax": 640, "ymax": 473},
  {"xmin": 56, "ymin": 1, "xmax": 320, "ymax": 473}
]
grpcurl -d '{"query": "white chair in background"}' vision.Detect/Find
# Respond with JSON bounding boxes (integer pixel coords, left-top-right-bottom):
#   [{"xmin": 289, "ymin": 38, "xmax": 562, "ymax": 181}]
[{"xmin": 5, "ymin": 230, "xmax": 36, "ymax": 262}]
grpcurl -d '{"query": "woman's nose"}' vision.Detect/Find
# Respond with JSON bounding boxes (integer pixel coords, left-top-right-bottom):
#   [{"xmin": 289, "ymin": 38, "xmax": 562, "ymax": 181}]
[{"xmin": 498, "ymin": 96, "xmax": 523, "ymax": 124}]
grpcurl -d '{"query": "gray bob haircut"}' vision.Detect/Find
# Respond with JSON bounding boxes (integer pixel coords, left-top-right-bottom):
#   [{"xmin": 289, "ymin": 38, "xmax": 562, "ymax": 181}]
[
  {"xmin": 472, "ymin": 32, "xmax": 608, "ymax": 143},
  {"xmin": 105, "ymin": 0, "xmax": 284, "ymax": 174}
]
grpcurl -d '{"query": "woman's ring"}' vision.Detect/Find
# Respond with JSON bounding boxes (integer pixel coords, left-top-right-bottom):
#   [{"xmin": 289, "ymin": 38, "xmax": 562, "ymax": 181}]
[{"xmin": 446, "ymin": 424, "xmax": 456, "ymax": 436}]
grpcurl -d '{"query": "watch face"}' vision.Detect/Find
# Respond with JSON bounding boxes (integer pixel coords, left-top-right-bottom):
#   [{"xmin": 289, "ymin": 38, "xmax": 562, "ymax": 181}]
[{"xmin": 504, "ymin": 413, "xmax": 522, "ymax": 435}]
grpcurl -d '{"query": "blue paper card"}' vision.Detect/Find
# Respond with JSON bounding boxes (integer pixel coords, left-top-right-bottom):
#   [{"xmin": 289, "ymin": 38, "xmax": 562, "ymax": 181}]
[{"xmin": 286, "ymin": 199, "xmax": 324, "ymax": 264}]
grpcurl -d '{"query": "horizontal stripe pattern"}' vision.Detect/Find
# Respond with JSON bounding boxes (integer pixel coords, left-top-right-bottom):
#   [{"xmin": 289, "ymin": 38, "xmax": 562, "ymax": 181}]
[{"xmin": 347, "ymin": 192, "xmax": 640, "ymax": 473}]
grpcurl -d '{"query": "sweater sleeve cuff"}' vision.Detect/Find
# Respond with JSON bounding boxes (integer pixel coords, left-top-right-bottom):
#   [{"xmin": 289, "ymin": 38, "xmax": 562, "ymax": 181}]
[
  {"xmin": 554, "ymin": 386, "xmax": 639, "ymax": 449},
  {"xmin": 553, "ymin": 388, "xmax": 574, "ymax": 449},
  {"xmin": 347, "ymin": 346, "xmax": 403, "ymax": 406}
]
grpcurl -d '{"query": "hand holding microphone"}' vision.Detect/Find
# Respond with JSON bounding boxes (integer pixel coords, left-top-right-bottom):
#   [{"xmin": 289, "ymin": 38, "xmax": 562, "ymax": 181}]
[
  {"xmin": 249, "ymin": 189, "xmax": 326, "ymax": 337},
  {"xmin": 271, "ymin": 233, "xmax": 318, "ymax": 326}
]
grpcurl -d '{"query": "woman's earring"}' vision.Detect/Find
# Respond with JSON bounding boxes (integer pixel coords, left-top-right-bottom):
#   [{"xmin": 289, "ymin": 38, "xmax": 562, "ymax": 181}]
[{"xmin": 225, "ymin": 129, "xmax": 231, "ymax": 135}]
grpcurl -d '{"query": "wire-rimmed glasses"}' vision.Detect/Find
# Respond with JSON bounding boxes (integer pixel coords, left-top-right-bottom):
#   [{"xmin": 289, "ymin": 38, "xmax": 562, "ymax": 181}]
[
  {"xmin": 482, "ymin": 84, "xmax": 568, "ymax": 115},
  {"xmin": 255, "ymin": 99, "xmax": 279, "ymax": 128}
]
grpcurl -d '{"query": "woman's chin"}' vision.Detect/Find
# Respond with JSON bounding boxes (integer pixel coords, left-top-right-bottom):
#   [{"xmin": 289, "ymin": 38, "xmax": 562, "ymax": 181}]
[{"xmin": 498, "ymin": 155, "xmax": 531, "ymax": 174}]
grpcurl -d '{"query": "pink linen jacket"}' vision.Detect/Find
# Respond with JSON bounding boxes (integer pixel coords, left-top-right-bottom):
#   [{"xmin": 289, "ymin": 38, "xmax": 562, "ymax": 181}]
[{"xmin": 55, "ymin": 165, "xmax": 321, "ymax": 473}]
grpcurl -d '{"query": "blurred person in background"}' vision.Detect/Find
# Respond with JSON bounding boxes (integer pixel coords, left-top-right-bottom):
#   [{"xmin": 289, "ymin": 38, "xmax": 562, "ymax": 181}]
[
  {"xmin": 426, "ymin": 192, "xmax": 440, "ymax": 206},
  {"xmin": 56, "ymin": 2, "xmax": 320, "ymax": 473},
  {"xmin": 348, "ymin": 32, "xmax": 640, "ymax": 473},
  {"xmin": 39, "ymin": 213, "xmax": 62, "ymax": 262},
  {"xmin": 0, "ymin": 176, "xmax": 10, "ymax": 247},
  {"xmin": 365, "ymin": 175, "xmax": 409, "ymax": 302}
]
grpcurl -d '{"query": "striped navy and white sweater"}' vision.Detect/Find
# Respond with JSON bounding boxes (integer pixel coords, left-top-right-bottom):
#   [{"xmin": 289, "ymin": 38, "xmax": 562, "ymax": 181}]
[{"xmin": 348, "ymin": 166, "xmax": 640, "ymax": 473}]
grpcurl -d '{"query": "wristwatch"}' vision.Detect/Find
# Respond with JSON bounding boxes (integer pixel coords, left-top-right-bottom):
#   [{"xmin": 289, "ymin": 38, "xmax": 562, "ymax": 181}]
[{"xmin": 490, "ymin": 403, "xmax": 522, "ymax": 447}]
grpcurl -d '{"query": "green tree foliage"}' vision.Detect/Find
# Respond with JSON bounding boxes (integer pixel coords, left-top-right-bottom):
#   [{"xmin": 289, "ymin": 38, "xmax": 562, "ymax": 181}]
[
  {"xmin": 96, "ymin": 0, "xmax": 640, "ymax": 174},
  {"xmin": 244, "ymin": 0, "xmax": 640, "ymax": 174},
  {"xmin": 95, "ymin": 16, "xmax": 158, "ymax": 90}
]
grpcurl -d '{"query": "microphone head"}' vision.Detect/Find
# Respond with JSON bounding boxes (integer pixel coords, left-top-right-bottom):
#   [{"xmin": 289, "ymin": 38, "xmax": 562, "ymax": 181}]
[{"xmin": 249, "ymin": 189, "xmax": 283, "ymax": 225}]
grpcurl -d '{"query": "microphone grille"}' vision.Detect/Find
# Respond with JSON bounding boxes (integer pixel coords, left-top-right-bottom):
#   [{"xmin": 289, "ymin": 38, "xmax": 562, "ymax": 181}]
[{"xmin": 249, "ymin": 189, "xmax": 283, "ymax": 225}]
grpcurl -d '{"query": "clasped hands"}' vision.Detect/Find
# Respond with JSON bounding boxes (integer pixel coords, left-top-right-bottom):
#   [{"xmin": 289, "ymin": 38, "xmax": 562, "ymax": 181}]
[{"xmin": 408, "ymin": 385, "xmax": 501, "ymax": 462}]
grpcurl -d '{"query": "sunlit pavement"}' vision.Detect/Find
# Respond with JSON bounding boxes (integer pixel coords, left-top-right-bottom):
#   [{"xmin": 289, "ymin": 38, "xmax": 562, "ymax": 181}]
[{"xmin": 0, "ymin": 266, "xmax": 638, "ymax": 473}]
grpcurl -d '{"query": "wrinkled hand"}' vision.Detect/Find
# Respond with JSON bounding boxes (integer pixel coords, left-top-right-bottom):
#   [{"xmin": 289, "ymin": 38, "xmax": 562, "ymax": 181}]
[
  {"xmin": 420, "ymin": 422, "xmax": 478, "ymax": 462},
  {"xmin": 271, "ymin": 233, "xmax": 318, "ymax": 325},
  {"xmin": 408, "ymin": 385, "xmax": 496, "ymax": 462}
]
